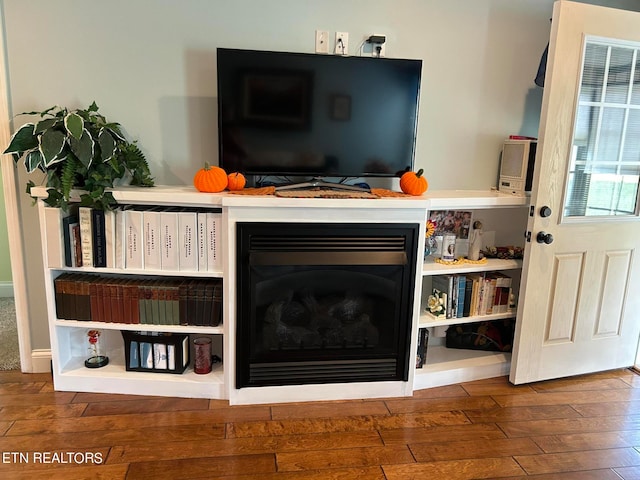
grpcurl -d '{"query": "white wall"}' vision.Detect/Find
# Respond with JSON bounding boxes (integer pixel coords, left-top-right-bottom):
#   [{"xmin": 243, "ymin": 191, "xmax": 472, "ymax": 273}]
[{"xmin": 2, "ymin": 0, "xmax": 639, "ymax": 350}]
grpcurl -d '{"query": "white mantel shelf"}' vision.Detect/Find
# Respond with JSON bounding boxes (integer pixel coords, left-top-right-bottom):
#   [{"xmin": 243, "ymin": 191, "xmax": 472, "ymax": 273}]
[{"xmin": 30, "ymin": 185, "xmax": 527, "ymax": 210}]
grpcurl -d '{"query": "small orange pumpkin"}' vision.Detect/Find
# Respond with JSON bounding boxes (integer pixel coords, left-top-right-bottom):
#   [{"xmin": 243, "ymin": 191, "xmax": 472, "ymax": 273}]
[
  {"xmin": 194, "ymin": 163, "xmax": 228, "ymax": 192},
  {"xmin": 227, "ymin": 172, "xmax": 246, "ymax": 191},
  {"xmin": 400, "ymin": 168, "xmax": 428, "ymax": 196}
]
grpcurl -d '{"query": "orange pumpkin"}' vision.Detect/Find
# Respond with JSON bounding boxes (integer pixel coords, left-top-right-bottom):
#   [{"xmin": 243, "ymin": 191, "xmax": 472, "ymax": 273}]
[
  {"xmin": 227, "ymin": 172, "xmax": 246, "ymax": 191},
  {"xmin": 400, "ymin": 168, "xmax": 428, "ymax": 196},
  {"xmin": 194, "ymin": 163, "xmax": 228, "ymax": 192}
]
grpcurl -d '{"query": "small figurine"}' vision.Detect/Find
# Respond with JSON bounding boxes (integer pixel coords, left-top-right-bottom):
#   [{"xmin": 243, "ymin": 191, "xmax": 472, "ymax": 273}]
[{"xmin": 468, "ymin": 220, "xmax": 483, "ymax": 261}]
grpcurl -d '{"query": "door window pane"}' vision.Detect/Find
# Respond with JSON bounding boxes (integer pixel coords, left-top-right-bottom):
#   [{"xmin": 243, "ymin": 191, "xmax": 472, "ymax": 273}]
[{"xmin": 564, "ymin": 39, "xmax": 640, "ymax": 217}]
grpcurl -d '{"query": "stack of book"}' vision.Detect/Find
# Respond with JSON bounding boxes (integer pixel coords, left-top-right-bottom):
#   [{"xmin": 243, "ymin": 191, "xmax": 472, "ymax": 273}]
[
  {"xmin": 54, "ymin": 273, "xmax": 222, "ymax": 326},
  {"xmin": 49, "ymin": 205, "xmax": 222, "ymax": 272},
  {"xmin": 430, "ymin": 272, "xmax": 513, "ymax": 319}
]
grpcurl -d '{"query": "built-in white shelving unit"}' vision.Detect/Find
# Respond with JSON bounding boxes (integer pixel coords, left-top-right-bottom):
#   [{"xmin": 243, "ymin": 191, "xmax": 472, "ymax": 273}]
[{"xmin": 34, "ymin": 186, "xmax": 527, "ymax": 404}]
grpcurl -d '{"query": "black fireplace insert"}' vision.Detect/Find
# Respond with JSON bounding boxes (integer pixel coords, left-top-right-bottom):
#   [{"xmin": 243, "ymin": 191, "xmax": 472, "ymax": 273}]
[{"xmin": 236, "ymin": 222, "xmax": 419, "ymax": 388}]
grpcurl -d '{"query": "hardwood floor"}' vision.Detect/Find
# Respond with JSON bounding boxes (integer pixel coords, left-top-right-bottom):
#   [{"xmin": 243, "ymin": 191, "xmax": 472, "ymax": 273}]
[{"xmin": 2, "ymin": 369, "xmax": 640, "ymax": 479}]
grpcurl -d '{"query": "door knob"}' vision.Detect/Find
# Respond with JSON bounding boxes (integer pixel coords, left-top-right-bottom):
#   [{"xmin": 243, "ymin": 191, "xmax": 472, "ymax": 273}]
[
  {"xmin": 536, "ymin": 232, "xmax": 554, "ymax": 244},
  {"xmin": 540, "ymin": 206, "xmax": 552, "ymax": 217}
]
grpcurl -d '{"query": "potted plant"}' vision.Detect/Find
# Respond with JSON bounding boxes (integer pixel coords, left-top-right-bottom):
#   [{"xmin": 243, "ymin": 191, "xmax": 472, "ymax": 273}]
[{"xmin": 3, "ymin": 102, "xmax": 154, "ymax": 211}]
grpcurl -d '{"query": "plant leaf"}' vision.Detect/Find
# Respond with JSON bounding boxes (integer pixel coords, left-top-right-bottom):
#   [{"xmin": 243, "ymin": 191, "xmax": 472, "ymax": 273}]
[
  {"xmin": 98, "ymin": 128, "xmax": 116, "ymax": 162},
  {"xmin": 3, "ymin": 123, "xmax": 37, "ymax": 154},
  {"xmin": 69, "ymin": 128, "xmax": 95, "ymax": 168},
  {"xmin": 25, "ymin": 149, "xmax": 43, "ymax": 173},
  {"xmin": 39, "ymin": 129, "xmax": 66, "ymax": 167},
  {"xmin": 64, "ymin": 112, "xmax": 84, "ymax": 140},
  {"xmin": 88, "ymin": 101, "xmax": 99, "ymax": 112},
  {"xmin": 105, "ymin": 125, "xmax": 125, "ymax": 142},
  {"xmin": 61, "ymin": 155, "xmax": 78, "ymax": 201},
  {"xmin": 34, "ymin": 118, "xmax": 59, "ymax": 134}
]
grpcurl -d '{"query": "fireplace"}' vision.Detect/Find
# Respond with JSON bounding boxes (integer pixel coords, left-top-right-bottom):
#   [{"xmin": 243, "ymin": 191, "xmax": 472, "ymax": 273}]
[{"xmin": 236, "ymin": 222, "xmax": 419, "ymax": 388}]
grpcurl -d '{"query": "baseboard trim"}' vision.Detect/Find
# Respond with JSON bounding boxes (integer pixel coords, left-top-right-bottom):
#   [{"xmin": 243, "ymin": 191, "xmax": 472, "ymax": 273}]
[
  {"xmin": 0, "ymin": 281, "xmax": 13, "ymax": 298},
  {"xmin": 30, "ymin": 349, "xmax": 52, "ymax": 373}
]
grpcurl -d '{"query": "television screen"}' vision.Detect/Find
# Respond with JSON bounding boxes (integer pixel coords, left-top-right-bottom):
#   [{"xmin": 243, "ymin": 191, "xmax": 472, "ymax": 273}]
[{"xmin": 217, "ymin": 48, "xmax": 422, "ymax": 182}]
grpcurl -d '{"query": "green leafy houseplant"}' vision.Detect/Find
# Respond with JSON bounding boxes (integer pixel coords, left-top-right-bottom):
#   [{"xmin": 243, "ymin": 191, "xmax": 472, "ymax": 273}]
[{"xmin": 3, "ymin": 102, "xmax": 154, "ymax": 211}]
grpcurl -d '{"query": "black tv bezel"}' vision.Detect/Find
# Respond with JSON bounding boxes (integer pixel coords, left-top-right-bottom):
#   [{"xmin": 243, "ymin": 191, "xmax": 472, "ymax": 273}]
[{"xmin": 216, "ymin": 48, "xmax": 422, "ymax": 179}]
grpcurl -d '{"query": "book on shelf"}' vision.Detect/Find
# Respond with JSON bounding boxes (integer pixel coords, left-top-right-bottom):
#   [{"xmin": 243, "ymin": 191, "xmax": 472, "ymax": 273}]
[
  {"xmin": 428, "ymin": 271, "xmax": 514, "ymax": 320},
  {"xmin": 92, "ymin": 209, "xmax": 107, "ymax": 268},
  {"xmin": 155, "ymin": 280, "xmax": 167, "ymax": 326},
  {"xmin": 53, "ymin": 204, "xmax": 218, "ymax": 273},
  {"xmin": 455, "ymin": 275, "xmax": 466, "ymax": 318},
  {"xmin": 178, "ymin": 210, "xmax": 198, "ymax": 272},
  {"xmin": 154, "ymin": 343, "xmax": 168, "ymax": 370},
  {"xmin": 167, "ymin": 344, "xmax": 175, "ymax": 370},
  {"xmin": 160, "ymin": 209, "xmax": 179, "ymax": 271},
  {"xmin": 79, "ymin": 207, "xmax": 94, "ymax": 268},
  {"xmin": 462, "ymin": 275, "xmax": 474, "ymax": 317},
  {"xmin": 124, "ymin": 207, "xmax": 144, "ymax": 270},
  {"xmin": 140, "ymin": 342, "xmax": 153, "ymax": 368},
  {"xmin": 53, "ymin": 273, "xmax": 223, "ymax": 326},
  {"xmin": 150, "ymin": 279, "xmax": 161, "ymax": 324},
  {"xmin": 143, "ymin": 207, "xmax": 162, "ymax": 271},
  {"xmin": 121, "ymin": 279, "xmax": 134, "ymax": 324},
  {"xmin": 100, "ymin": 277, "xmax": 113, "ymax": 323},
  {"xmin": 416, "ymin": 327, "xmax": 429, "ymax": 369},
  {"xmin": 89, "ymin": 279, "xmax": 103, "ymax": 323},
  {"xmin": 490, "ymin": 272, "xmax": 512, "ymax": 314},
  {"xmin": 138, "ymin": 280, "xmax": 153, "ymax": 325},
  {"xmin": 114, "ymin": 207, "xmax": 126, "ymax": 269},
  {"xmin": 431, "ymin": 274, "xmax": 454, "ymax": 319},
  {"xmin": 104, "ymin": 209, "xmax": 117, "ymax": 269},
  {"xmin": 479, "ymin": 277, "xmax": 494, "ymax": 316},
  {"xmin": 128, "ymin": 278, "xmax": 142, "ymax": 324},
  {"xmin": 206, "ymin": 211, "xmax": 222, "ymax": 271},
  {"xmin": 129, "ymin": 341, "xmax": 140, "ymax": 368},
  {"xmin": 44, "ymin": 207, "xmax": 73, "ymax": 269},
  {"xmin": 75, "ymin": 274, "xmax": 92, "ymax": 321},
  {"xmin": 467, "ymin": 273, "xmax": 484, "ymax": 317},
  {"xmin": 72, "ymin": 223, "xmax": 82, "ymax": 267},
  {"xmin": 166, "ymin": 280, "xmax": 181, "ymax": 326},
  {"xmin": 54, "ymin": 273, "xmax": 71, "ymax": 319},
  {"xmin": 197, "ymin": 212, "xmax": 208, "ymax": 271},
  {"xmin": 62, "ymin": 212, "xmax": 79, "ymax": 268}
]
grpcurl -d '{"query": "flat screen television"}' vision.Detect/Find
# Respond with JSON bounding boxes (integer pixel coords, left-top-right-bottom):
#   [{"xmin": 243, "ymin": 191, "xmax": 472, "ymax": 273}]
[{"xmin": 217, "ymin": 48, "xmax": 422, "ymax": 188}]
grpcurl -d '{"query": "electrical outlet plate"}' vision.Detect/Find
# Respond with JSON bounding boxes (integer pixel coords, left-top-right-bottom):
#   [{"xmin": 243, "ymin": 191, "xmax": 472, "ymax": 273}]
[
  {"xmin": 372, "ymin": 42, "xmax": 386, "ymax": 57},
  {"xmin": 315, "ymin": 30, "xmax": 329, "ymax": 54},
  {"xmin": 335, "ymin": 32, "xmax": 349, "ymax": 55},
  {"xmin": 371, "ymin": 33, "xmax": 386, "ymax": 57}
]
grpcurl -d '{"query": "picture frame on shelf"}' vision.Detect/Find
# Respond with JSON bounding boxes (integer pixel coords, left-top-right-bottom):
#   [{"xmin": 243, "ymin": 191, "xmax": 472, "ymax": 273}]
[{"xmin": 428, "ymin": 210, "xmax": 473, "ymax": 257}]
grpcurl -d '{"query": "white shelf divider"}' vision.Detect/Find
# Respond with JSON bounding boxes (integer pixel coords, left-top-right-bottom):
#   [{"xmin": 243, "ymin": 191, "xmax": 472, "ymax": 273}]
[
  {"xmin": 54, "ymin": 319, "xmax": 224, "ymax": 335},
  {"xmin": 422, "ymin": 258, "xmax": 522, "ymax": 276},
  {"xmin": 419, "ymin": 310, "xmax": 516, "ymax": 328}
]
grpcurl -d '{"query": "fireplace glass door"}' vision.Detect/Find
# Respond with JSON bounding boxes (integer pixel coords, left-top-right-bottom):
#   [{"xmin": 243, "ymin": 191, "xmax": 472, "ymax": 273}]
[{"xmin": 236, "ymin": 222, "xmax": 418, "ymax": 388}]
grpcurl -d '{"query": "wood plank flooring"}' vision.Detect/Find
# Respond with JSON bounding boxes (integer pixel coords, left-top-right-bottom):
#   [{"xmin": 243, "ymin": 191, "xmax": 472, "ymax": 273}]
[{"xmin": 2, "ymin": 369, "xmax": 640, "ymax": 479}]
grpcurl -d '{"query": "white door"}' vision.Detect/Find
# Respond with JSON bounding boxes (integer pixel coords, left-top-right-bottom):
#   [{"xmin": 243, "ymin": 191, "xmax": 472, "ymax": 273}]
[{"xmin": 510, "ymin": 0, "xmax": 640, "ymax": 384}]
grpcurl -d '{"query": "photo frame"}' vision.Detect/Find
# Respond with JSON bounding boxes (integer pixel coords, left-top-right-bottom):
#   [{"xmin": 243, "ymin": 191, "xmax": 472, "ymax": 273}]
[
  {"xmin": 428, "ymin": 210, "xmax": 473, "ymax": 239},
  {"xmin": 330, "ymin": 94, "xmax": 351, "ymax": 121},
  {"xmin": 241, "ymin": 69, "xmax": 312, "ymax": 128},
  {"xmin": 428, "ymin": 210, "xmax": 473, "ymax": 257}
]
